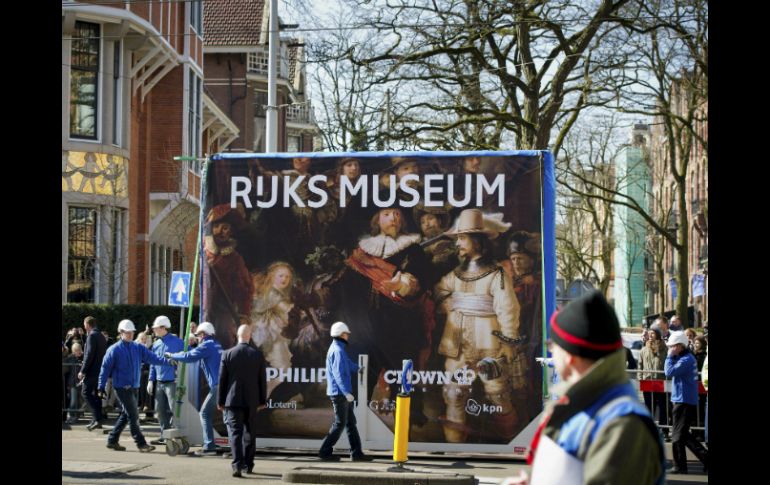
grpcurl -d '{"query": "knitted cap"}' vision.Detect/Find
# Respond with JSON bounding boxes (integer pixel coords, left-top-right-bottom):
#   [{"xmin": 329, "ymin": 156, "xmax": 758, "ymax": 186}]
[{"xmin": 550, "ymin": 290, "xmax": 622, "ymax": 360}]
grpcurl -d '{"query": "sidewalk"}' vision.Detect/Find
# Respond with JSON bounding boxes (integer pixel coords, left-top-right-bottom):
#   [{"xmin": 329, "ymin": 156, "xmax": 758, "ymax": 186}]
[{"xmin": 62, "ymin": 421, "xmax": 708, "ymax": 484}]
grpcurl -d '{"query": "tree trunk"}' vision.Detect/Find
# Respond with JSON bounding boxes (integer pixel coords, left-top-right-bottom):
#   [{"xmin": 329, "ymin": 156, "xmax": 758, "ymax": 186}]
[{"xmin": 675, "ymin": 187, "xmax": 689, "ymax": 327}]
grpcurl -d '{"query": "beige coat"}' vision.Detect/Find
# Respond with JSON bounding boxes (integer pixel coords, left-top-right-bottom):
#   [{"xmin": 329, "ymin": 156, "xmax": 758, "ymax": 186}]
[
  {"xmin": 435, "ymin": 266, "xmax": 525, "ymax": 377},
  {"xmin": 638, "ymin": 340, "xmax": 667, "ymax": 380}
]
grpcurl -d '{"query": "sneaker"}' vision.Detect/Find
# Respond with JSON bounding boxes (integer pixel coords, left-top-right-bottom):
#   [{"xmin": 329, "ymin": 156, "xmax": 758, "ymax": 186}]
[
  {"xmin": 318, "ymin": 455, "xmax": 340, "ymax": 462},
  {"xmin": 137, "ymin": 444, "xmax": 156, "ymax": 453},
  {"xmin": 194, "ymin": 449, "xmax": 218, "ymax": 457},
  {"xmin": 232, "ymin": 469, "xmax": 242, "ymax": 478},
  {"xmin": 106, "ymin": 442, "xmax": 126, "ymax": 451},
  {"xmin": 87, "ymin": 421, "xmax": 103, "ymax": 431},
  {"xmin": 242, "ymin": 467, "xmax": 254, "ymax": 474},
  {"xmin": 149, "ymin": 438, "xmax": 166, "ymax": 445},
  {"xmin": 351, "ymin": 454, "xmax": 374, "ymax": 462}
]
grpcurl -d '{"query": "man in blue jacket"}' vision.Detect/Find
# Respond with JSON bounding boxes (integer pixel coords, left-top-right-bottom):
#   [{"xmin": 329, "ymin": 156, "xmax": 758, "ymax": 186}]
[
  {"xmin": 166, "ymin": 321, "xmax": 223, "ymax": 456},
  {"xmin": 148, "ymin": 315, "xmax": 184, "ymax": 445},
  {"xmin": 665, "ymin": 331, "xmax": 709, "ymax": 474},
  {"xmin": 98, "ymin": 319, "xmax": 172, "ymax": 452},
  {"xmin": 78, "ymin": 316, "xmax": 108, "ymax": 431},
  {"xmin": 318, "ymin": 322, "xmax": 374, "ymax": 462}
]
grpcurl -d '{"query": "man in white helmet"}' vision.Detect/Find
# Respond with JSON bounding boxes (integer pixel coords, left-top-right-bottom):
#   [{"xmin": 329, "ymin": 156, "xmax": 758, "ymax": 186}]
[
  {"xmin": 147, "ymin": 315, "xmax": 185, "ymax": 445},
  {"xmin": 318, "ymin": 322, "xmax": 373, "ymax": 462},
  {"xmin": 98, "ymin": 319, "xmax": 172, "ymax": 452},
  {"xmin": 166, "ymin": 321, "xmax": 223, "ymax": 456},
  {"xmin": 665, "ymin": 330, "xmax": 709, "ymax": 473}
]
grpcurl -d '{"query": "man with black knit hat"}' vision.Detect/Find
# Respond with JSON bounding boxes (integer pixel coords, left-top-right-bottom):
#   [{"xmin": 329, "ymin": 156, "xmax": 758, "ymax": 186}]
[
  {"xmin": 521, "ymin": 290, "xmax": 665, "ymax": 485},
  {"xmin": 338, "ymin": 202, "xmax": 433, "ymax": 423}
]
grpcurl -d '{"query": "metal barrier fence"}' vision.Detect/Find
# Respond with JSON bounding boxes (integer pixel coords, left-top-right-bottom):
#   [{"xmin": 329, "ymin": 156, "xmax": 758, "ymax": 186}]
[
  {"xmin": 61, "ymin": 361, "xmax": 124, "ymax": 421},
  {"xmin": 626, "ymin": 368, "xmax": 707, "ymax": 435},
  {"xmin": 62, "ymin": 361, "xmax": 85, "ymax": 420}
]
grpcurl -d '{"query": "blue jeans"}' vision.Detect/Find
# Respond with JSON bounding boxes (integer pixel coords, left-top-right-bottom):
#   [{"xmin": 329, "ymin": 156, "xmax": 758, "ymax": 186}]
[
  {"xmin": 200, "ymin": 386, "xmax": 218, "ymax": 451},
  {"xmin": 68, "ymin": 382, "xmax": 81, "ymax": 419},
  {"xmin": 155, "ymin": 381, "xmax": 177, "ymax": 437},
  {"xmin": 110, "ymin": 388, "xmax": 147, "ymax": 446},
  {"xmin": 319, "ymin": 394, "xmax": 364, "ymax": 458}
]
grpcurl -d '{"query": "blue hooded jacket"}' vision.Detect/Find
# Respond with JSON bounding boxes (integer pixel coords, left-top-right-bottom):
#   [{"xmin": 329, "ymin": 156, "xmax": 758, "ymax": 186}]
[
  {"xmin": 99, "ymin": 339, "xmax": 170, "ymax": 390},
  {"xmin": 149, "ymin": 333, "xmax": 185, "ymax": 382},
  {"xmin": 326, "ymin": 338, "xmax": 359, "ymax": 396},
  {"xmin": 664, "ymin": 350, "xmax": 699, "ymax": 405},
  {"xmin": 168, "ymin": 336, "xmax": 223, "ymax": 388}
]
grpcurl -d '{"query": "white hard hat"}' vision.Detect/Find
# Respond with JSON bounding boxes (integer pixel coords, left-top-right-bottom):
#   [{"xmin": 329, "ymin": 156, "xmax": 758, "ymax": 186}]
[
  {"xmin": 666, "ymin": 331, "xmax": 689, "ymax": 348},
  {"xmin": 152, "ymin": 315, "xmax": 171, "ymax": 329},
  {"xmin": 118, "ymin": 319, "xmax": 136, "ymax": 332},
  {"xmin": 330, "ymin": 321, "xmax": 351, "ymax": 338},
  {"xmin": 196, "ymin": 321, "xmax": 216, "ymax": 336}
]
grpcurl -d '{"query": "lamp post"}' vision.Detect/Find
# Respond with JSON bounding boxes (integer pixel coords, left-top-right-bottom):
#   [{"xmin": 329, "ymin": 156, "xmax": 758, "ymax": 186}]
[{"xmin": 266, "ymin": 0, "xmax": 279, "ymax": 153}]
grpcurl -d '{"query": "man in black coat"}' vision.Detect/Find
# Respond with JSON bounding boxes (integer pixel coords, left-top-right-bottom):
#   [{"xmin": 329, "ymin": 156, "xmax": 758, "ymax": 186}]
[
  {"xmin": 78, "ymin": 316, "xmax": 108, "ymax": 430},
  {"xmin": 218, "ymin": 324, "xmax": 267, "ymax": 477},
  {"xmin": 338, "ymin": 207, "xmax": 434, "ymax": 395}
]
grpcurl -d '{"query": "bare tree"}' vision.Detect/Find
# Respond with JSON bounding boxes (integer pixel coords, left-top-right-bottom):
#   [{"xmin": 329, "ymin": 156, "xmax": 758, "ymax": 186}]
[
  {"xmin": 556, "ymin": 114, "xmax": 627, "ymax": 297},
  {"xmin": 300, "ymin": 0, "xmax": 634, "ymax": 151},
  {"xmin": 605, "ymin": 0, "xmax": 707, "ymax": 325},
  {"xmin": 303, "ymin": 9, "xmax": 394, "ymax": 151}
]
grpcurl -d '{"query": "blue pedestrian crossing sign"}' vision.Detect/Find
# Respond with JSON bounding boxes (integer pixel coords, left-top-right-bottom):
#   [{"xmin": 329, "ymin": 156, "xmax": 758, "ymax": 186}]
[{"xmin": 168, "ymin": 271, "xmax": 192, "ymax": 307}]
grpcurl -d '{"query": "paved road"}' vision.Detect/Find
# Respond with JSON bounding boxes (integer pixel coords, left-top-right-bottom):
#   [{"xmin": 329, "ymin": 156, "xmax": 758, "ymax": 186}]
[{"xmin": 62, "ymin": 422, "xmax": 708, "ymax": 484}]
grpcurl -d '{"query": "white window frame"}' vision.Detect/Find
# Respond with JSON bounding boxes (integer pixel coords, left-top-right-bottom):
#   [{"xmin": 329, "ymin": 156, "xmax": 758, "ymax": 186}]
[
  {"xmin": 67, "ymin": 205, "xmax": 100, "ymax": 303},
  {"xmin": 112, "ymin": 40, "xmax": 123, "ymax": 147},
  {"xmin": 190, "ymin": 0, "xmax": 203, "ymax": 35},
  {"xmin": 187, "ymin": 69, "xmax": 203, "ymax": 173},
  {"xmin": 287, "ymin": 134, "xmax": 301, "ymax": 153},
  {"xmin": 69, "ymin": 21, "xmax": 103, "ymax": 143}
]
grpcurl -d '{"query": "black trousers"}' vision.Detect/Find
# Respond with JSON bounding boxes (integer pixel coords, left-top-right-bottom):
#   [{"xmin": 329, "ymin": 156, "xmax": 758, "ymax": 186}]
[
  {"xmin": 671, "ymin": 402, "xmax": 708, "ymax": 471},
  {"xmin": 224, "ymin": 407, "xmax": 256, "ymax": 472},
  {"xmin": 82, "ymin": 376, "xmax": 103, "ymax": 423}
]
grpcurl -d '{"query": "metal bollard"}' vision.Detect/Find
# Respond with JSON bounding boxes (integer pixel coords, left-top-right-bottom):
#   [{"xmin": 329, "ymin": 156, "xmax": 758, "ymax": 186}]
[
  {"xmin": 393, "ymin": 394, "xmax": 410, "ymax": 463},
  {"xmin": 392, "ymin": 359, "xmax": 413, "ymax": 465}
]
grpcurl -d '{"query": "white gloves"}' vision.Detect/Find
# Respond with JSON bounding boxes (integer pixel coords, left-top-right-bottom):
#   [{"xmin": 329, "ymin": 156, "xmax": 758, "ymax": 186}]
[
  {"xmin": 147, "ymin": 381, "xmax": 154, "ymax": 395},
  {"xmin": 345, "ymin": 393, "xmax": 355, "ymax": 402}
]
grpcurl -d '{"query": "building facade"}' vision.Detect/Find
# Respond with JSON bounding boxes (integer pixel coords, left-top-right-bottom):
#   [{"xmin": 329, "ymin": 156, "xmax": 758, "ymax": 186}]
[
  {"xmin": 202, "ymin": 0, "xmax": 319, "ymax": 154},
  {"xmin": 647, "ymin": 80, "xmax": 708, "ymax": 326},
  {"xmin": 62, "ymin": 1, "xmax": 238, "ymax": 305},
  {"xmin": 613, "ymin": 125, "xmax": 650, "ymax": 327}
]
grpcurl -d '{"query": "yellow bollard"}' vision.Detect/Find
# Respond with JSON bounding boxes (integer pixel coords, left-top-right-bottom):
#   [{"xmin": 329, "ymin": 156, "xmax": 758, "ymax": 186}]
[{"xmin": 392, "ymin": 393, "xmax": 411, "ymax": 463}]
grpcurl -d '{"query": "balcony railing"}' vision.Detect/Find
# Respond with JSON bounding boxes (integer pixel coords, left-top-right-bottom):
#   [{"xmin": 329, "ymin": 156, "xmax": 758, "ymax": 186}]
[
  {"xmin": 247, "ymin": 49, "xmax": 289, "ymax": 79},
  {"xmin": 286, "ymin": 103, "xmax": 315, "ymax": 125}
]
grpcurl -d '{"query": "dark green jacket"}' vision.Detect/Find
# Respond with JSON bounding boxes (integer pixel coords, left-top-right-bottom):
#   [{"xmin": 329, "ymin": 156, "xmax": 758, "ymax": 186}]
[{"xmin": 541, "ymin": 349, "xmax": 663, "ymax": 484}]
